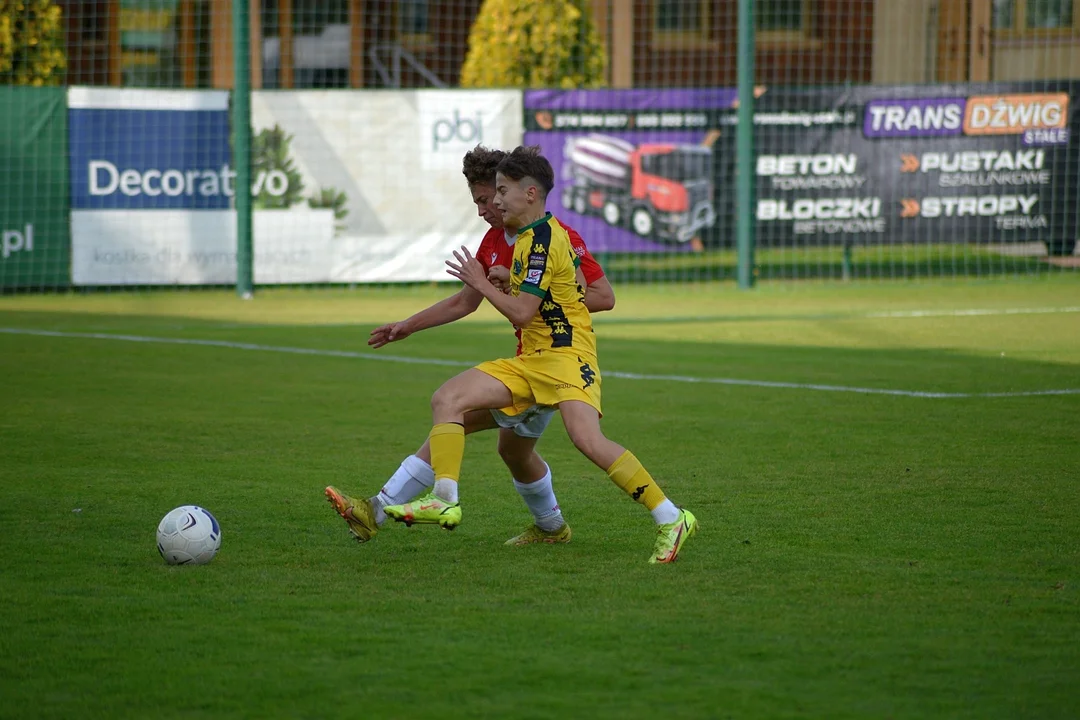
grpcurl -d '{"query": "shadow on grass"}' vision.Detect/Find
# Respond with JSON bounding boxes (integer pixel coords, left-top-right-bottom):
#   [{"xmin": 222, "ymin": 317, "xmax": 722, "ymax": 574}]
[{"xmin": 2, "ymin": 309, "xmax": 1078, "ymax": 398}]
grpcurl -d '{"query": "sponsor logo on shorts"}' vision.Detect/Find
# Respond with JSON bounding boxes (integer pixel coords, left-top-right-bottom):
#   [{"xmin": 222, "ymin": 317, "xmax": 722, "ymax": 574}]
[{"xmin": 579, "ymin": 361, "xmax": 596, "ymax": 388}]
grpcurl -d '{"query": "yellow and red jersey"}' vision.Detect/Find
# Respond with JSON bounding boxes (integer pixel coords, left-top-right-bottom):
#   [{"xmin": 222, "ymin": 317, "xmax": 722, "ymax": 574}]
[
  {"xmin": 508, "ymin": 213, "xmax": 598, "ymax": 361},
  {"xmin": 475, "ymin": 218, "xmax": 603, "ymax": 355}
]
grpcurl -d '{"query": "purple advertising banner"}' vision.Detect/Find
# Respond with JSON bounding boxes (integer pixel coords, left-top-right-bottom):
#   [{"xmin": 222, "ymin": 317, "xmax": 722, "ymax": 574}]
[
  {"xmin": 525, "ymin": 89, "xmax": 739, "ymax": 112},
  {"xmin": 526, "ymin": 130, "xmax": 719, "ymax": 253},
  {"xmin": 524, "ymin": 89, "xmax": 739, "ymax": 253}
]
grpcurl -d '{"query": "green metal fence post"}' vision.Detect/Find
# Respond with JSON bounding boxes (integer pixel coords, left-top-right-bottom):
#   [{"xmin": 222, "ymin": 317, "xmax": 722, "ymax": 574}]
[
  {"xmin": 233, "ymin": 0, "xmax": 254, "ymax": 298},
  {"xmin": 736, "ymin": 0, "xmax": 756, "ymax": 289}
]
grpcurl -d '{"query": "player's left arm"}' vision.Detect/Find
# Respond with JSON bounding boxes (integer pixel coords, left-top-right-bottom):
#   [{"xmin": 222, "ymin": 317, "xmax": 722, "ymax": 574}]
[
  {"xmin": 564, "ymin": 223, "xmax": 615, "ymax": 312},
  {"xmin": 583, "ymin": 275, "xmax": 615, "ymax": 312},
  {"xmin": 446, "ymin": 246, "xmax": 542, "ymax": 328}
]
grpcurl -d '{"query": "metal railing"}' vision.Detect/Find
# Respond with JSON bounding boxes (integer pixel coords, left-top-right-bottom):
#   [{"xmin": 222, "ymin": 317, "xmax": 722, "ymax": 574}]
[{"xmin": 367, "ymin": 43, "xmax": 447, "ymax": 89}]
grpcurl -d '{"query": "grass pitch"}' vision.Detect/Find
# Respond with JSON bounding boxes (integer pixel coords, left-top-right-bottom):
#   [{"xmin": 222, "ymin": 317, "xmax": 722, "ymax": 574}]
[{"xmin": 1, "ymin": 276, "xmax": 1079, "ymax": 719}]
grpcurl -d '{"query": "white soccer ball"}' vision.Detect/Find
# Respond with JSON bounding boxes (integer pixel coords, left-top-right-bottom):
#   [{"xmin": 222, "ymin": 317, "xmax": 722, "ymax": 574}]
[{"xmin": 156, "ymin": 505, "xmax": 222, "ymax": 565}]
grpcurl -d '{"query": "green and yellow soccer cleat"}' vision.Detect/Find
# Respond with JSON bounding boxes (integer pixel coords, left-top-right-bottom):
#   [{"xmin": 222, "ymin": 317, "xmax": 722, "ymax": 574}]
[
  {"xmin": 384, "ymin": 492, "xmax": 461, "ymax": 530},
  {"xmin": 649, "ymin": 509, "xmax": 698, "ymax": 564},
  {"xmin": 324, "ymin": 486, "xmax": 378, "ymax": 543},
  {"xmin": 505, "ymin": 523, "xmax": 572, "ymax": 546}
]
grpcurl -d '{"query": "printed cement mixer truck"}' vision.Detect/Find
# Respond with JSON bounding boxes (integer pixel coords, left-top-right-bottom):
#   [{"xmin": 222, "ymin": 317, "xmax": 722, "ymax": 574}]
[{"xmin": 560, "ymin": 134, "xmax": 716, "ymax": 243}]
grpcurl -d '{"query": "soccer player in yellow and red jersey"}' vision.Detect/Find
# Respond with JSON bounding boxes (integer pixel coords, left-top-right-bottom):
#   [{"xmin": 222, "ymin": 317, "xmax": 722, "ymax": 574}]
[
  {"xmin": 324, "ymin": 145, "xmax": 614, "ymax": 546},
  {"xmin": 384, "ymin": 146, "xmax": 697, "ymax": 564}
]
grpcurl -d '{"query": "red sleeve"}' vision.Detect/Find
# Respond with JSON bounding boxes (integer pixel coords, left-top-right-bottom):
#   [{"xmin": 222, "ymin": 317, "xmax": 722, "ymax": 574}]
[
  {"xmin": 475, "ymin": 227, "xmax": 501, "ymax": 272},
  {"xmin": 560, "ymin": 221, "xmax": 605, "ymax": 284}
]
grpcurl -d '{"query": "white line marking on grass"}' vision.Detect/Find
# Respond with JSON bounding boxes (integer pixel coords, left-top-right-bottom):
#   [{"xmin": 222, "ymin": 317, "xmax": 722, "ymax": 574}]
[
  {"xmin": 2, "ymin": 327, "xmax": 1078, "ymax": 399},
  {"xmin": 864, "ymin": 306, "xmax": 1080, "ymax": 319},
  {"xmin": 0, "ymin": 327, "xmax": 470, "ymax": 367}
]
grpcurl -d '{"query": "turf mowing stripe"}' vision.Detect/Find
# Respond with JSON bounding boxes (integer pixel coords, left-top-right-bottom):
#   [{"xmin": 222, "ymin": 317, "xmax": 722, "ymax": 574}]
[
  {"xmin": 2, "ymin": 326, "xmax": 1078, "ymax": 399},
  {"xmin": 596, "ymin": 305, "xmax": 1080, "ymax": 326},
  {"xmin": 96, "ymin": 305, "xmax": 1080, "ymax": 331}
]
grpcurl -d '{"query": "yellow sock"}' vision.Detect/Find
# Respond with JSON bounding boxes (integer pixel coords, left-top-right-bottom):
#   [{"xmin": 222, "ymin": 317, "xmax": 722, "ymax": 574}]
[
  {"xmin": 429, "ymin": 423, "xmax": 465, "ymax": 483},
  {"xmin": 607, "ymin": 450, "xmax": 667, "ymax": 511}
]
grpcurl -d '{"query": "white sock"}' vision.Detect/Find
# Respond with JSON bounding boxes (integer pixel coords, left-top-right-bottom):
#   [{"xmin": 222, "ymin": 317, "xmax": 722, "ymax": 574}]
[
  {"xmin": 372, "ymin": 455, "xmax": 435, "ymax": 525},
  {"xmin": 433, "ymin": 478, "xmax": 459, "ymax": 503},
  {"xmin": 513, "ymin": 464, "xmax": 565, "ymax": 531},
  {"xmin": 650, "ymin": 499, "xmax": 680, "ymax": 525}
]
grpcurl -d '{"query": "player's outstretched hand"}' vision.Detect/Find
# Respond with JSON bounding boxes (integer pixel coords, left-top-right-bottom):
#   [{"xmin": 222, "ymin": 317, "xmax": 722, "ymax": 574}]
[
  {"xmin": 369, "ymin": 321, "xmax": 411, "ymax": 348},
  {"xmin": 487, "ymin": 265, "xmax": 511, "ymax": 293},
  {"xmin": 446, "ymin": 246, "xmax": 488, "ymax": 291}
]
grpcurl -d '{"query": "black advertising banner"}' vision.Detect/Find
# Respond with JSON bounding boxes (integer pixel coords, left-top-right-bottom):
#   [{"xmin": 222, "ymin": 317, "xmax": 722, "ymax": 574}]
[
  {"xmin": 524, "ymin": 83, "xmax": 1080, "ymax": 255},
  {"xmin": 753, "ymin": 83, "xmax": 1078, "ymax": 255}
]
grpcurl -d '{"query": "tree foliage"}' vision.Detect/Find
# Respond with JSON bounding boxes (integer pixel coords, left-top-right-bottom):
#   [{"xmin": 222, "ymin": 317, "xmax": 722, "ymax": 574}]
[
  {"xmin": 460, "ymin": 0, "xmax": 606, "ymax": 89},
  {"xmin": 252, "ymin": 125, "xmax": 305, "ymax": 210},
  {"xmin": 0, "ymin": 0, "xmax": 66, "ymax": 86},
  {"xmin": 308, "ymin": 187, "xmax": 349, "ymax": 234}
]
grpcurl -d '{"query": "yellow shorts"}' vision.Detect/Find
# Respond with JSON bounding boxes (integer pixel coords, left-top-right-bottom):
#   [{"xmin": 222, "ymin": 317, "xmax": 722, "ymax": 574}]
[{"xmin": 476, "ymin": 350, "xmax": 602, "ymax": 417}]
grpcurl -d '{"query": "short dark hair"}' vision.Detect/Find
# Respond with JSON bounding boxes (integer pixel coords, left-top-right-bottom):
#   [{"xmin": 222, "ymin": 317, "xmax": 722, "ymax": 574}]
[
  {"xmin": 462, "ymin": 145, "xmax": 506, "ymax": 188},
  {"xmin": 495, "ymin": 145, "xmax": 555, "ymax": 197}
]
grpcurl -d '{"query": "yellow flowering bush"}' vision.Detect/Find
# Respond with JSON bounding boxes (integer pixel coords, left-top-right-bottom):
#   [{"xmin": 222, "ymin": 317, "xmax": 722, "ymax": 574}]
[
  {"xmin": 0, "ymin": 0, "xmax": 66, "ymax": 86},
  {"xmin": 461, "ymin": 0, "xmax": 606, "ymax": 89}
]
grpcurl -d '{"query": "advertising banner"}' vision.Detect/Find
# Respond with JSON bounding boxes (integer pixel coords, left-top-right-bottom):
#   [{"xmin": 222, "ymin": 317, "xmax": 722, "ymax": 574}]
[
  {"xmin": 250, "ymin": 89, "xmax": 524, "ymax": 282},
  {"xmin": 524, "ymin": 89, "xmax": 736, "ymax": 253},
  {"xmin": 69, "ymin": 87, "xmax": 335, "ymax": 285},
  {"xmin": 0, "ymin": 87, "xmax": 70, "ymax": 289},
  {"xmin": 525, "ymin": 84, "xmax": 1080, "ymax": 255},
  {"xmin": 753, "ymin": 83, "xmax": 1079, "ymax": 254}
]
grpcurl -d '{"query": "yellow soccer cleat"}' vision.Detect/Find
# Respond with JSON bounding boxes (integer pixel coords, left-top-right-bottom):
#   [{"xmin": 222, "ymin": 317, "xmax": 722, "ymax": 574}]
[
  {"xmin": 324, "ymin": 486, "xmax": 378, "ymax": 543},
  {"xmin": 384, "ymin": 492, "xmax": 461, "ymax": 530},
  {"xmin": 649, "ymin": 509, "xmax": 698, "ymax": 564},
  {"xmin": 505, "ymin": 523, "xmax": 572, "ymax": 546}
]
